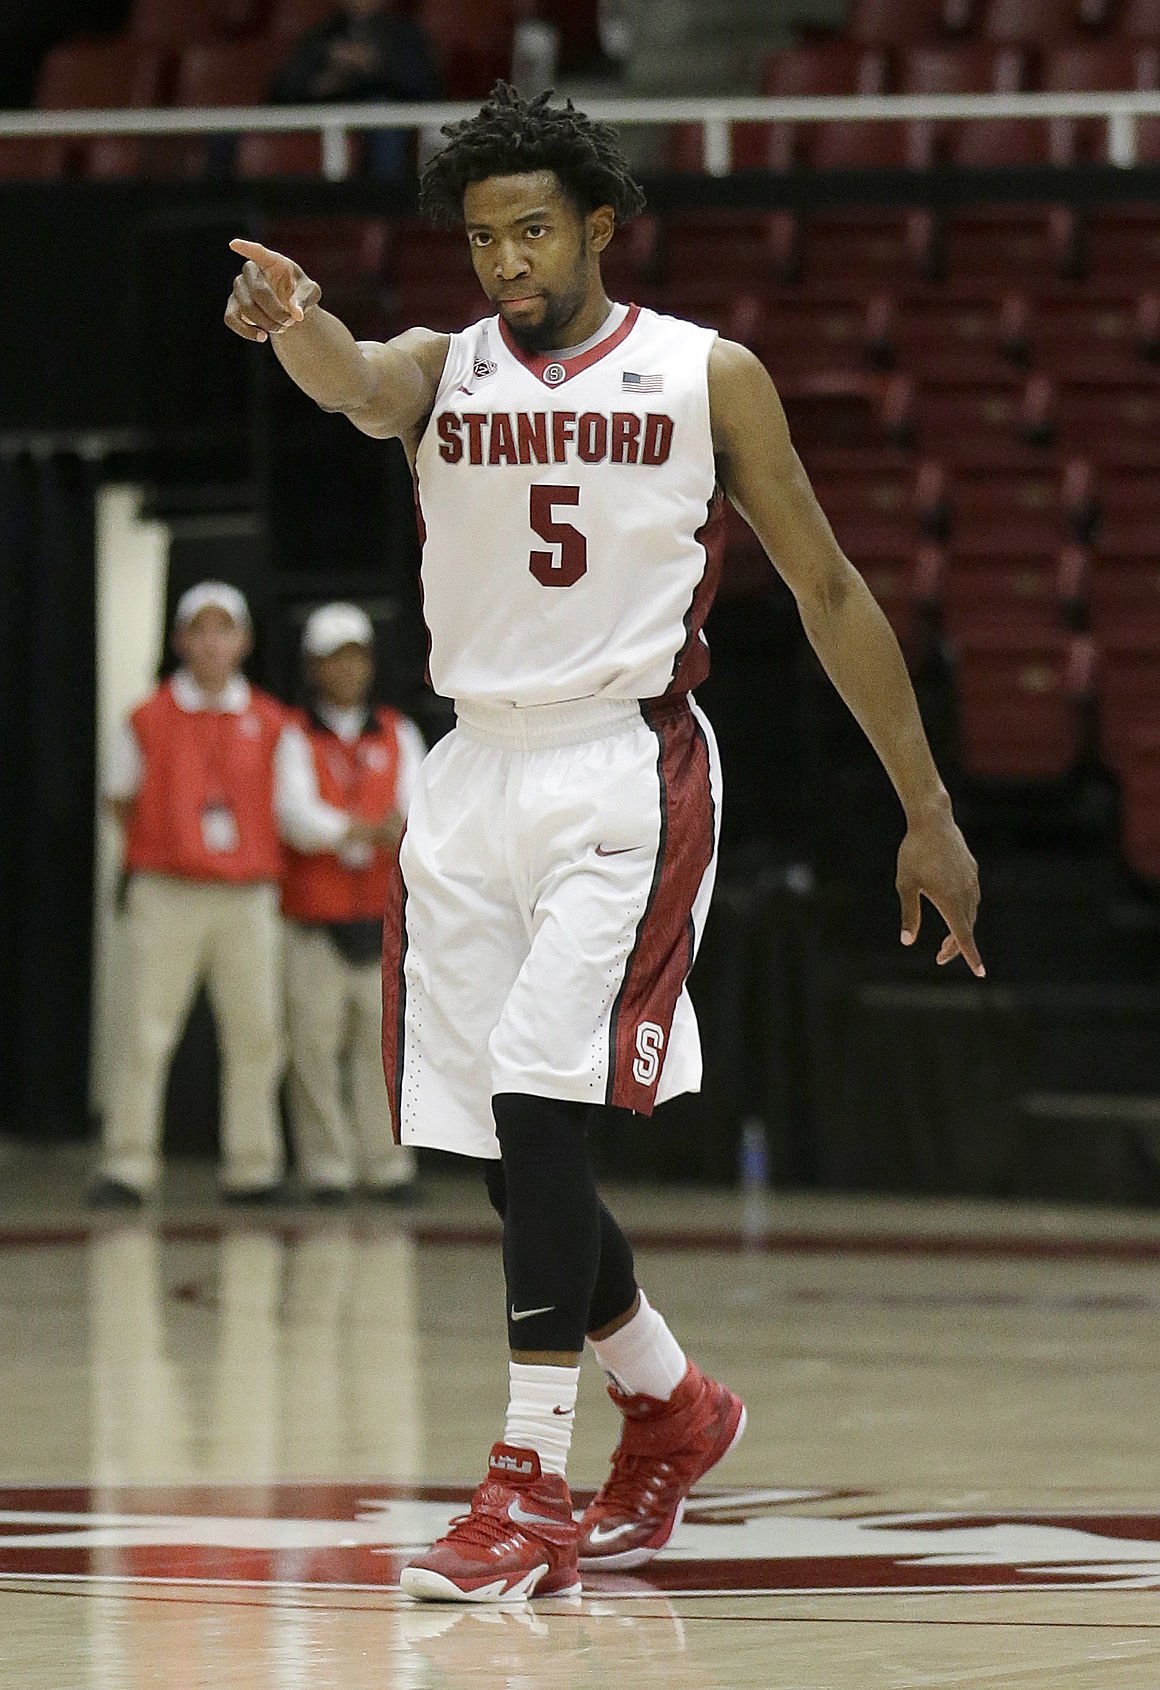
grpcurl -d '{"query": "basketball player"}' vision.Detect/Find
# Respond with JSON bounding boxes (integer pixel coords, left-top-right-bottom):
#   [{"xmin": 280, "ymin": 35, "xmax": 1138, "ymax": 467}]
[{"xmin": 224, "ymin": 84, "xmax": 982, "ymax": 1603}]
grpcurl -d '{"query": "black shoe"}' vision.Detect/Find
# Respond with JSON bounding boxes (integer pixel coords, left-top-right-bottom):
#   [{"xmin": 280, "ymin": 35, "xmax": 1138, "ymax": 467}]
[
  {"xmin": 220, "ymin": 1184, "xmax": 286, "ymax": 1207},
  {"xmin": 88, "ymin": 1179, "xmax": 146, "ymax": 1211},
  {"xmin": 363, "ymin": 1180, "xmax": 420, "ymax": 1207},
  {"xmin": 307, "ymin": 1185, "xmax": 352, "ymax": 1207}
]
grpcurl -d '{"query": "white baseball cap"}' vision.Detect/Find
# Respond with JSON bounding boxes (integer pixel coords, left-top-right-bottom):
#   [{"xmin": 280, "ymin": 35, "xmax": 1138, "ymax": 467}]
[
  {"xmin": 302, "ymin": 602, "xmax": 375, "ymax": 657},
  {"xmin": 174, "ymin": 581, "xmax": 251, "ymax": 629}
]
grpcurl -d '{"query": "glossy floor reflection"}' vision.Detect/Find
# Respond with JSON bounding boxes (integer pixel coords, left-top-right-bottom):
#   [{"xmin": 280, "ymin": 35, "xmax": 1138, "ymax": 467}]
[{"xmin": 3, "ymin": 1143, "xmax": 1160, "ymax": 1687}]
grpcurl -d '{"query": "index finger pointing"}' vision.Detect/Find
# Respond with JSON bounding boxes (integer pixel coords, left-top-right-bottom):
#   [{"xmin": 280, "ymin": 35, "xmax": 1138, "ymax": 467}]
[{"xmin": 229, "ymin": 238, "xmax": 282, "ymax": 268}]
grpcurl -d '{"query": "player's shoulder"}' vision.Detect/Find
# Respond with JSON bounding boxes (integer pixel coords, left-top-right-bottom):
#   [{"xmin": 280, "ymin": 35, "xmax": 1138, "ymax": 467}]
[{"xmin": 707, "ymin": 336, "xmax": 776, "ymax": 403}]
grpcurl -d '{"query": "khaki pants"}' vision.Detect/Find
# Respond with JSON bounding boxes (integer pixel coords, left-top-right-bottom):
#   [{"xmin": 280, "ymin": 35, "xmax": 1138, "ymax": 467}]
[
  {"xmin": 284, "ymin": 923, "xmax": 416, "ymax": 1191},
  {"xmin": 99, "ymin": 874, "xmax": 285, "ymax": 1193}
]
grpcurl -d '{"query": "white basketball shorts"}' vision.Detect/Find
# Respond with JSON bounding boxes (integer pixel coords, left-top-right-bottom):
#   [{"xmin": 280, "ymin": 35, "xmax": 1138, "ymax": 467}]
[{"xmin": 381, "ymin": 693, "xmax": 721, "ymax": 1160}]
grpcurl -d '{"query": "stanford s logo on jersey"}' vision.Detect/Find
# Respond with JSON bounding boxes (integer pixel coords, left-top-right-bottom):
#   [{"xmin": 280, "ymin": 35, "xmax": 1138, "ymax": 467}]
[{"xmin": 437, "ymin": 409, "xmax": 675, "ymax": 468}]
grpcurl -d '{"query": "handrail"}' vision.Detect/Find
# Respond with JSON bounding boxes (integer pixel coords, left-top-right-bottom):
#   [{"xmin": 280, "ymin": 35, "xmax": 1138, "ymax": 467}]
[{"xmin": 5, "ymin": 89, "xmax": 1160, "ymax": 176}]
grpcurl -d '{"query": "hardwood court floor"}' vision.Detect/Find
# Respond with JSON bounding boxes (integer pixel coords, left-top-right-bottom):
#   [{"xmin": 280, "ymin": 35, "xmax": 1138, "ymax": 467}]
[{"xmin": 2, "ymin": 1140, "xmax": 1160, "ymax": 1687}]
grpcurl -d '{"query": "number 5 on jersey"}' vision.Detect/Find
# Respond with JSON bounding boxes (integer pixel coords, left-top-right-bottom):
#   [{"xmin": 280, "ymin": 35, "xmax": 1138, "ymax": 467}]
[{"xmin": 529, "ymin": 484, "xmax": 587, "ymax": 587}]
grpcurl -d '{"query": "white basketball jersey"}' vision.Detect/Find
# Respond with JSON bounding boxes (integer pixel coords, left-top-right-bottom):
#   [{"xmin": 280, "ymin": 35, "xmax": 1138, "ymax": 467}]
[{"xmin": 413, "ymin": 304, "xmax": 724, "ymax": 707}]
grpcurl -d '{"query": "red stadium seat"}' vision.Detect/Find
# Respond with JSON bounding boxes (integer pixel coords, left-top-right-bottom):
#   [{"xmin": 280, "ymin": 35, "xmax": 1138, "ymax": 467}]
[
  {"xmin": 1052, "ymin": 374, "xmax": 1160, "ymax": 464},
  {"xmin": 941, "ymin": 548, "xmax": 1083, "ymax": 640},
  {"xmin": 1089, "ymin": 554, "xmax": 1160, "ymax": 642},
  {"xmin": 393, "ymin": 219, "xmax": 473, "ymax": 283},
  {"xmin": 751, "ymin": 43, "xmax": 888, "ymax": 169},
  {"xmin": 901, "ymin": 371, "xmax": 1046, "ymax": 455},
  {"xmin": 1094, "ymin": 631, "xmax": 1160, "ymax": 772},
  {"xmin": 847, "ymin": 0, "xmax": 946, "ymax": 42},
  {"xmin": 808, "ymin": 119, "xmax": 934, "ymax": 169},
  {"xmin": 792, "ymin": 209, "xmax": 936, "ymax": 287},
  {"xmin": 0, "ymin": 140, "xmax": 71, "ymax": 180},
  {"xmin": 942, "ymin": 458, "xmax": 1094, "ymax": 548},
  {"xmin": 38, "ymin": 38, "xmax": 167, "ymax": 108},
  {"xmin": 1078, "ymin": 206, "xmax": 1160, "ymax": 282},
  {"xmin": 868, "ymin": 289, "xmax": 1024, "ymax": 381},
  {"xmin": 235, "ymin": 133, "xmax": 328, "ymax": 176},
  {"xmin": 262, "ymin": 215, "xmax": 390, "ymax": 281},
  {"xmin": 419, "ymin": 0, "xmax": 512, "ymax": 96},
  {"xmin": 954, "ymin": 630, "xmax": 1090, "ymax": 779},
  {"xmin": 947, "ymin": 115, "xmax": 1072, "ymax": 165},
  {"xmin": 128, "ymin": 0, "xmax": 228, "ymax": 44},
  {"xmin": 777, "ymin": 372, "xmax": 902, "ymax": 456},
  {"xmin": 599, "ymin": 215, "xmax": 661, "ymax": 297},
  {"xmin": 1021, "ymin": 290, "xmax": 1160, "ymax": 379},
  {"xmin": 1123, "ymin": 0, "xmax": 1160, "ymax": 35},
  {"xmin": 937, "ymin": 204, "xmax": 1076, "ymax": 281},
  {"xmin": 662, "ymin": 212, "xmax": 792, "ymax": 292},
  {"xmin": 756, "ymin": 295, "xmax": 876, "ymax": 381},
  {"xmin": 1090, "ymin": 462, "xmax": 1160, "ymax": 529},
  {"xmin": 174, "ymin": 37, "xmax": 285, "ymax": 104},
  {"xmin": 982, "ymin": 0, "xmax": 1088, "ymax": 43},
  {"xmin": 901, "ymin": 43, "xmax": 1026, "ymax": 161},
  {"xmin": 1042, "ymin": 43, "xmax": 1160, "ymax": 162},
  {"xmin": 657, "ymin": 281, "xmax": 762, "ymax": 342}
]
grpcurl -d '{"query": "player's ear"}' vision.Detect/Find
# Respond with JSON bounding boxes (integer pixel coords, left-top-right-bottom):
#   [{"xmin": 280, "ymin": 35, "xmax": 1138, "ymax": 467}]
[{"xmin": 588, "ymin": 205, "xmax": 615, "ymax": 254}]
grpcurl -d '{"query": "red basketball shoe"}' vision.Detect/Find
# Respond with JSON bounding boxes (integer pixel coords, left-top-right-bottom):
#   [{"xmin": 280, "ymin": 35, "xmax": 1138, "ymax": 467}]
[
  {"xmin": 401, "ymin": 1443, "xmax": 581, "ymax": 1603},
  {"xmin": 577, "ymin": 1361, "xmax": 746, "ymax": 1569}
]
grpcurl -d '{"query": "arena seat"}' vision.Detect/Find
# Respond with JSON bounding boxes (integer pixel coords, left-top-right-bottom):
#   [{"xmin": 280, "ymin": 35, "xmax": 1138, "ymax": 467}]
[
  {"xmin": 982, "ymin": 0, "xmax": 1093, "ymax": 44},
  {"xmin": 946, "ymin": 115, "xmax": 1070, "ymax": 165},
  {"xmin": 756, "ymin": 295, "xmax": 877, "ymax": 380},
  {"xmin": 662, "ymin": 212, "xmax": 791, "ymax": 291},
  {"xmin": 657, "ymin": 281, "xmax": 762, "ymax": 341},
  {"xmin": 790, "ymin": 209, "xmax": 936, "ymax": 286},
  {"xmin": 901, "ymin": 42, "xmax": 1026, "ymax": 161},
  {"xmin": 1020, "ymin": 291, "xmax": 1160, "ymax": 379},
  {"xmin": 953, "ymin": 630, "xmax": 1090, "ymax": 780},
  {"xmin": 748, "ymin": 43, "xmax": 888, "ymax": 170},
  {"xmin": 22, "ymin": 37, "xmax": 167, "ymax": 179},
  {"xmin": 174, "ymin": 36, "xmax": 285, "ymax": 103},
  {"xmin": 940, "ymin": 458, "xmax": 1094, "ymax": 546},
  {"xmin": 940, "ymin": 548, "xmax": 1084, "ymax": 640},
  {"xmin": 599, "ymin": 214, "xmax": 661, "ymax": 296},
  {"xmin": 867, "ymin": 289, "xmax": 1024, "ymax": 381},
  {"xmin": 1089, "ymin": 462, "xmax": 1160, "ymax": 531},
  {"xmin": 899, "ymin": 371, "xmax": 1046, "ymax": 454},
  {"xmin": 1078, "ymin": 206, "xmax": 1160, "ymax": 282},
  {"xmin": 0, "ymin": 140, "xmax": 72, "ymax": 180},
  {"xmin": 128, "ymin": 0, "xmax": 229, "ymax": 44},
  {"xmin": 1089, "ymin": 554, "xmax": 1160, "ymax": 643},
  {"xmin": 1123, "ymin": 0, "xmax": 1160, "ymax": 36},
  {"xmin": 937, "ymin": 204, "xmax": 1077, "ymax": 281},
  {"xmin": 235, "ymin": 133, "xmax": 329, "ymax": 176},
  {"xmin": 813, "ymin": 457, "xmax": 940, "ymax": 528},
  {"xmin": 1094, "ymin": 632, "xmax": 1160, "ymax": 772},
  {"xmin": 808, "ymin": 118, "xmax": 934, "ymax": 170},
  {"xmin": 1052, "ymin": 373, "xmax": 1160, "ymax": 463},
  {"xmin": 418, "ymin": 0, "xmax": 513, "ymax": 96},
  {"xmin": 776, "ymin": 371, "xmax": 903, "ymax": 455},
  {"xmin": 1042, "ymin": 42, "xmax": 1160, "ymax": 162},
  {"xmin": 846, "ymin": 0, "xmax": 949, "ymax": 43}
]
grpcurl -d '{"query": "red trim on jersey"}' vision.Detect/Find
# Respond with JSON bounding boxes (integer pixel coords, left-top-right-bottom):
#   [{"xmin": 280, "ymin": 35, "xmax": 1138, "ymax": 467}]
[
  {"xmin": 497, "ymin": 303, "xmax": 642, "ymax": 387},
  {"xmin": 666, "ymin": 488, "xmax": 727, "ymax": 697},
  {"xmin": 381, "ymin": 857, "xmax": 408, "ymax": 1146},
  {"xmin": 412, "ymin": 480, "xmax": 434, "ymax": 688},
  {"xmin": 606, "ymin": 701, "xmax": 715, "ymax": 1116}
]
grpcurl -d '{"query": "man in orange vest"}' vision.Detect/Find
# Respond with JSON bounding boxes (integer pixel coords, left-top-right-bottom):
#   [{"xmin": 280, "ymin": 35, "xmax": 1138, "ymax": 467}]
[
  {"xmin": 92, "ymin": 582, "xmax": 289, "ymax": 1208},
  {"xmin": 278, "ymin": 602, "xmax": 426, "ymax": 1203}
]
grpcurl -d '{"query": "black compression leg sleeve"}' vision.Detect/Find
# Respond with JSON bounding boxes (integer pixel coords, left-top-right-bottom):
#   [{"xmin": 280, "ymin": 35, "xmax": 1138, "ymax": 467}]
[
  {"xmin": 483, "ymin": 1121, "xmax": 638, "ymax": 1338},
  {"xmin": 492, "ymin": 1092, "xmax": 601, "ymax": 1354}
]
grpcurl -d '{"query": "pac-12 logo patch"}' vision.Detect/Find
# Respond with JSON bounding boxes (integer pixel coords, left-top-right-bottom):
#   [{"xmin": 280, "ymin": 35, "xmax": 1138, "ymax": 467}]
[
  {"xmin": 632, "ymin": 1021, "xmax": 665, "ymax": 1086},
  {"xmin": 472, "ymin": 358, "xmax": 497, "ymax": 381}
]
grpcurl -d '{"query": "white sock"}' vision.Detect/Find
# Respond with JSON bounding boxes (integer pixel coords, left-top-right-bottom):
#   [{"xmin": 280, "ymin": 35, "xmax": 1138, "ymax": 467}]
[
  {"xmin": 503, "ymin": 1362, "xmax": 579, "ymax": 1478},
  {"xmin": 589, "ymin": 1290, "xmax": 688, "ymax": 1401}
]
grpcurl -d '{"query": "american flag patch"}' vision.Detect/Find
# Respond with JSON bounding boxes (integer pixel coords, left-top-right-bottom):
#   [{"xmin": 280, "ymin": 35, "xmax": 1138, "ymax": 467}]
[{"xmin": 622, "ymin": 370, "xmax": 664, "ymax": 393}]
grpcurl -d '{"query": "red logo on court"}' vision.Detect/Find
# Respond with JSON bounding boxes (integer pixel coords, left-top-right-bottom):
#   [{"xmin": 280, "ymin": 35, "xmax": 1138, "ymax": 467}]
[{"xmin": 2, "ymin": 1485, "xmax": 1159, "ymax": 1596}]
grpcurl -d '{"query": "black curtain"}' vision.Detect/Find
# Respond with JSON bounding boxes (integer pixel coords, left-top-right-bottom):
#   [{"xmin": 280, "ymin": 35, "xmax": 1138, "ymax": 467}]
[{"xmin": 0, "ymin": 452, "xmax": 97, "ymax": 1140}]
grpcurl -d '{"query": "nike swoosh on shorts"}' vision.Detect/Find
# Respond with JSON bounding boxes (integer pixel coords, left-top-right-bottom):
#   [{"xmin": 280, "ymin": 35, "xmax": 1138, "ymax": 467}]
[{"xmin": 509, "ymin": 1305, "xmax": 556, "ymax": 1322}]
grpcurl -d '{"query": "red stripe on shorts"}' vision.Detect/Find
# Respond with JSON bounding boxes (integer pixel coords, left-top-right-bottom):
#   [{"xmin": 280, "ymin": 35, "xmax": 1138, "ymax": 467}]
[
  {"xmin": 380, "ymin": 852, "xmax": 408, "ymax": 1146},
  {"xmin": 606, "ymin": 700, "xmax": 715, "ymax": 1115}
]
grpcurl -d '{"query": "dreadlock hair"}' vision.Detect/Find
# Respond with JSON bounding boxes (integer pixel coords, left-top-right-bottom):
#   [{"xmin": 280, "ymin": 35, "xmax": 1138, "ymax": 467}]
[{"xmin": 419, "ymin": 82, "xmax": 647, "ymax": 230}]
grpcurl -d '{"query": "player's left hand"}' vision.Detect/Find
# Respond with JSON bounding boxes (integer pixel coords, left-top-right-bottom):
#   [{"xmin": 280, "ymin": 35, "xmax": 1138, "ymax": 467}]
[{"xmin": 896, "ymin": 804, "xmax": 984, "ymax": 978}]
